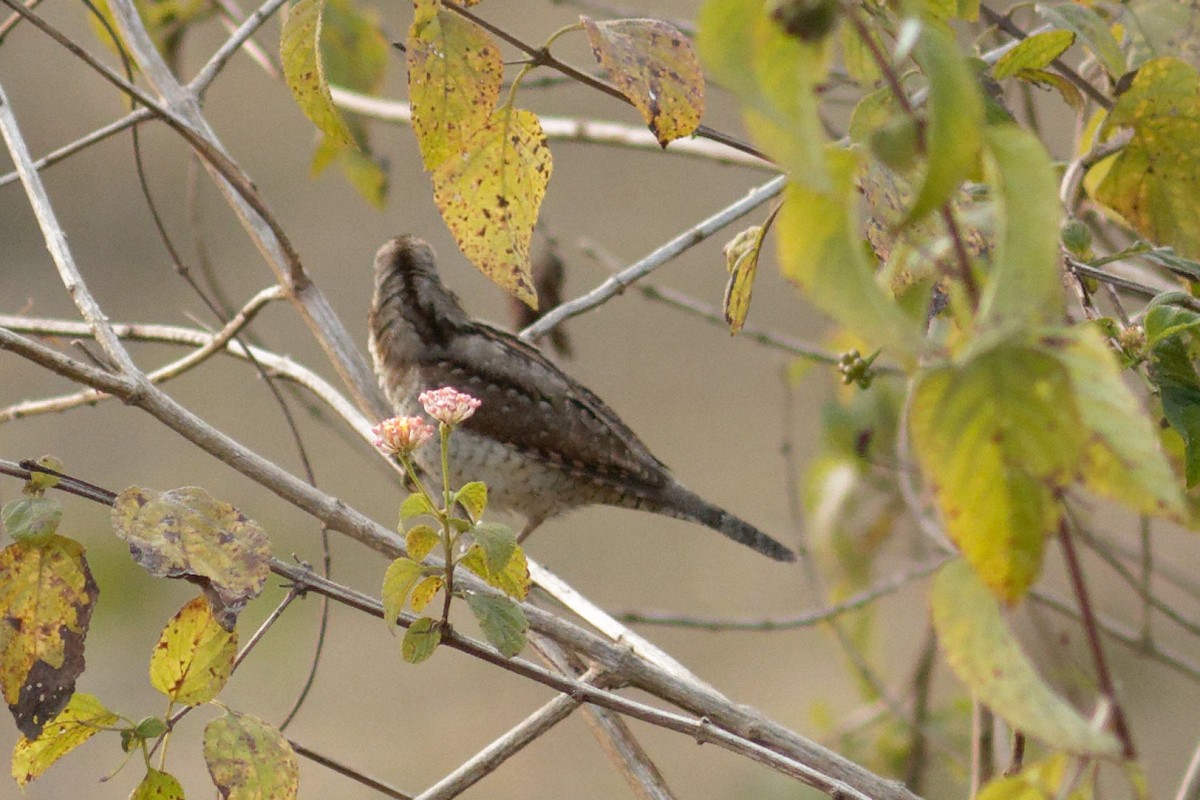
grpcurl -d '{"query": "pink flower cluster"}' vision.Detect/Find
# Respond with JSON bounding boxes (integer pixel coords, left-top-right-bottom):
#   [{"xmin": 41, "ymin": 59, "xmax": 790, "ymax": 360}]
[
  {"xmin": 419, "ymin": 386, "xmax": 482, "ymax": 426},
  {"xmin": 372, "ymin": 416, "xmax": 434, "ymax": 457}
]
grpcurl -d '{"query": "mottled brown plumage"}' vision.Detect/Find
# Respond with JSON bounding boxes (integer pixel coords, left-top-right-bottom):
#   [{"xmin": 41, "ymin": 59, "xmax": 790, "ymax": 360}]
[{"xmin": 368, "ymin": 236, "xmax": 795, "ymax": 562}]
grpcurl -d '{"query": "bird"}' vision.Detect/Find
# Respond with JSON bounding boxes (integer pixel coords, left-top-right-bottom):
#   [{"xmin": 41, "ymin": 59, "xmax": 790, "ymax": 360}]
[{"xmin": 368, "ymin": 236, "xmax": 796, "ymax": 562}]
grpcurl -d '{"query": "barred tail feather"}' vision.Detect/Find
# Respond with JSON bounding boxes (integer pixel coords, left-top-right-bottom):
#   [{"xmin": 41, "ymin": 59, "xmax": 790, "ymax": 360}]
[{"xmin": 662, "ymin": 485, "xmax": 797, "ymax": 562}]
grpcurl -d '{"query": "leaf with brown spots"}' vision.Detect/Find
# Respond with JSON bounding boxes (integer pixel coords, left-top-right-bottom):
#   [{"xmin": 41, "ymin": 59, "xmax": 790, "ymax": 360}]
[
  {"xmin": 909, "ymin": 345, "xmax": 1084, "ymax": 603},
  {"xmin": 281, "ymin": 0, "xmax": 355, "ymax": 145},
  {"xmin": 149, "ymin": 596, "xmax": 237, "ymax": 706},
  {"xmin": 0, "ymin": 535, "xmax": 97, "ymax": 738},
  {"xmin": 433, "ymin": 106, "xmax": 552, "ymax": 307},
  {"xmin": 111, "ymin": 486, "xmax": 270, "ymax": 627},
  {"xmin": 582, "ymin": 17, "xmax": 705, "ymax": 146},
  {"xmin": 11, "ymin": 693, "xmax": 117, "ymax": 786},
  {"xmin": 1090, "ymin": 57, "xmax": 1200, "ymax": 258},
  {"xmin": 407, "ymin": 4, "xmax": 503, "ymax": 171},
  {"xmin": 204, "ymin": 710, "xmax": 298, "ymax": 800},
  {"xmin": 130, "ymin": 768, "xmax": 185, "ymax": 800}
]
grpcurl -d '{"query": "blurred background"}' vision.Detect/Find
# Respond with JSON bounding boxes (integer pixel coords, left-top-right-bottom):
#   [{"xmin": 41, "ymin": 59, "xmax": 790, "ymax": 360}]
[{"xmin": 2, "ymin": 1, "xmax": 1200, "ymax": 798}]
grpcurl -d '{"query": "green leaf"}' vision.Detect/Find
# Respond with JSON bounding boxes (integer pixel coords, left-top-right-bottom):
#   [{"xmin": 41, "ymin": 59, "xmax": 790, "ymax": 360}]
[
  {"xmin": 905, "ymin": 23, "xmax": 985, "ymax": 225},
  {"xmin": 465, "ymin": 592, "xmax": 528, "ymax": 658},
  {"xmin": 407, "ymin": 6, "xmax": 503, "ymax": 171},
  {"xmin": 2, "ymin": 497, "xmax": 62, "ymax": 543},
  {"xmin": 130, "ymin": 769, "xmax": 185, "ymax": 800},
  {"xmin": 776, "ymin": 151, "xmax": 924, "ymax": 363},
  {"xmin": 1010, "ymin": 68, "xmax": 1084, "ymax": 112},
  {"xmin": 204, "ymin": 711, "xmax": 299, "ymax": 800},
  {"xmin": 1091, "ymin": 58, "xmax": 1200, "ymax": 259},
  {"xmin": 381, "ymin": 557, "xmax": 424, "ymax": 625},
  {"xmin": 281, "ymin": 0, "xmax": 354, "ymax": 145},
  {"xmin": 432, "ymin": 106, "xmax": 552, "ymax": 308},
  {"xmin": 149, "ymin": 596, "xmax": 237, "ymax": 706},
  {"xmin": 582, "ymin": 17, "xmax": 704, "ymax": 146},
  {"xmin": 1047, "ymin": 326, "xmax": 1184, "ymax": 516},
  {"xmin": 977, "ymin": 126, "xmax": 1064, "ymax": 327},
  {"xmin": 1036, "ymin": 2, "xmax": 1125, "ymax": 78},
  {"xmin": 404, "ymin": 524, "xmax": 441, "ymax": 562},
  {"xmin": 402, "ymin": 617, "xmax": 442, "ymax": 663},
  {"xmin": 471, "ymin": 522, "xmax": 518, "ymax": 576},
  {"xmin": 409, "ymin": 575, "xmax": 444, "ymax": 613},
  {"xmin": 400, "ymin": 492, "xmax": 436, "ymax": 521},
  {"xmin": 1145, "ymin": 303, "xmax": 1200, "ymax": 347},
  {"xmin": 11, "ymin": 693, "xmax": 117, "ymax": 787},
  {"xmin": 698, "ymin": 0, "xmax": 830, "ymax": 188},
  {"xmin": 453, "ymin": 481, "xmax": 488, "ymax": 522},
  {"xmin": 993, "ymin": 30, "xmax": 1075, "ymax": 79},
  {"xmin": 460, "ymin": 544, "xmax": 531, "ymax": 600},
  {"xmin": 932, "ymin": 560, "xmax": 1121, "ymax": 755},
  {"xmin": 910, "ymin": 345, "xmax": 1083, "ymax": 602},
  {"xmin": 1149, "ymin": 336, "xmax": 1200, "ymax": 486},
  {"xmin": 0, "ymin": 535, "xmax": 98, "ymax": 738}
]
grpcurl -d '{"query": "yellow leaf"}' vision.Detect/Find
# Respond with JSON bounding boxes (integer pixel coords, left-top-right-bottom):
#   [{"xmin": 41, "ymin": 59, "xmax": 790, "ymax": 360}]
[
  {"xmin": 407, "ymin": 6, "xmax": 503, "ymax": 171},
  {"xmin": 281, "ymin": 0, "xmax": 354, "ymax": 145},
  {"xmin": 1092, "ymin": 57, "xmax": 1200, "ymax": 258},
  {"xmin": 0, "ymin": 536, "xmax": 97, "ymax": 738},
  {"xmin": 409, "ymin": 575, "xmax": 444, "ymax": 613},
  {"xmin": 130, "ymin": 768, "xmax": 185, "ymax": 800},
  {"xmin": 433, "ymin": 106, "xmax": 552, "ymax": 307},
  {"xmin": 382, "ymin": 557, "xmax": 424, "ymax": 625},
  {"xmin": 461, "ymin": 543, "xmax": 531, "ymax": 601},
  {"xmin": 910, "ymin": 345, "xmax": 1083, "ymax": 602},
  {"xmin": 112, "ymin": 486, "xmax": 271, "ymax": 626},
  {"xmin": 722, "ymin": 222, "xmax": 769, "ymax": 335},
  {"xmin": 932, "ymin": 561, "xmax": 1120, "ymax": 755},
  {"xmin": 582, "ymin": 17, "xmax": 704, "ymax": 146},
  {"xmin": 149, "ymin": 596, "xmax": 237, "ymax": 706},
  {"xmin": 993, "ymin": 30, "xmax": 1076, "ymax": 79},
  {"xmin": 11, "ymin": 693, "xmax": 117, "ymax": 787},
  {"xmin": 404, "ymin": 525, "xmax": 441, "ymax": 562},
  {"xmin": 204, "ymin": 711, "xmax": 298, "ymax": 800}
]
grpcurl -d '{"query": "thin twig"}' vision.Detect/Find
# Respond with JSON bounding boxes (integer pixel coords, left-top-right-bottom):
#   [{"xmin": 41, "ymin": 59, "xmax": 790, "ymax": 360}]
[
  {"xmin": 520, "ymin": 175, "xmax": 787, "ymax": 341},
  {"xmin": 1176, "ymin": 737, "xmax": 1200, "ymax": 800},
  {"xmin": 290, "ymin": 740, "xmax": 413, "ymax": 800}
]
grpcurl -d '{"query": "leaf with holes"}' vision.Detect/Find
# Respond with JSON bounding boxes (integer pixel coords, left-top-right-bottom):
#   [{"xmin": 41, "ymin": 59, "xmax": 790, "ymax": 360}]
[
  {"xmin": 582, "ymin": 17, "xmax": 704, "ymax": 146},
  {"xmin": 407, "ymin": 5, "xmax": 503, "ymax": 171},
  {"xmin": 149, "ymin": 596, "xmax": 237, "ymax": 706},
  {"xmin": 281, "ymin": 0, "xmax": 354, "ymax": 144},
  {"xmin": 11, "ymin": 693, "xmax": 117, "ymax": 787},
  {"xmin": 0, "ymin": 535, "xmax": 97, "ymax": 738},
  {"xmin": 204, "ymin": 711, "xmax": 298, "ymax": 800},
  {"xmin": 433, "ymin": 106, "xmax": 552, "ymax": 307}
]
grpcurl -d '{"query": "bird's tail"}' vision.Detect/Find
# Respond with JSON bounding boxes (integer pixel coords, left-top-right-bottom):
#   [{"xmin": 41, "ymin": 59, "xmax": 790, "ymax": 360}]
[{"xmin": 658, "ymin": 484, "xmax": 797, "ymax": 562}]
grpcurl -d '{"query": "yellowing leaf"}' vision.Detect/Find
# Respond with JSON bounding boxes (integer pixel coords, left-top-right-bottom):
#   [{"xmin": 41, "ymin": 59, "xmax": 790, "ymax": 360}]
[
  {"xmin": 1048, "ymin": 325, "xmax": 1185, "ymax": 517},
  {"xmin": 11, "ymin": 693, "xmax": 117, "ymax": 787},
  {"xmin": 112, "ymin": 486, "xmax": 270, "ymax": 626},
  {"xmin": 130, "ymin": 769, "xmax": 185, "ymax": 800},
  {"xmin": 1092, "ymin": 57, "xmax": 1200, "ymax": 259},
  {"xmin": 977, "ymin": 126, "xmax": 1064, "ymax": 327},
  {"xmin": 404, "ymin": 524, "xmax": 440, "ymax": 562},
  {"xmin": 1, "ymin": 497, "xmax": 61, "ymax": 543},
  {"xmin": 932, "ymin": 560, "xmax": 1120, "ymax": 755},
  {"xmin": 402, "ymin": 617, "xmax": 442, "ymax": 663},
  {"xmin": 0, "ymin": 535, "xmax": 97, "ymax": 738},
  {"xmin": 281, "ymin": 0, "xmax": 354, "ymax": 145},
  {"xmin": 407, "ymin": 6, "xmax": 503, "ymax": 171},
  {"xmin": 454, "ymin": 481, "xmax": 488, "ymax": 521},
  {"xmin": 977, "ymin": 755, "xmax": 1072, "ymax": 800},
  {"xmin": 471, "ymin": 521, "xmax": 517, "ymax": 575},
  {"xmin": 776, "ymin": 151, "xmax": 924, "ymax": 363},
  {"xmin": 433, "ymin": 106, "xmax": 552, "ymax": 307},
  {"xmin": 722, "ymin": 222, "xmax": 769, "ymax": 334},
  {"xmin": 400, "ymin": 491, "xmax": 435, "ymax": 521},
  {"xmin": 465, "ymin": 592, "xmax": 528, "ymax": 658},
  {"xmin": 698, "ymin": 0, "xmax": 830, "ymax": 188},
  {"xmin": 149, "ymin": 596, "xmax": 237, "ymax": 706},
  {"xmin": 204, "ymin": 711, "xmax": 299, "ymax": 800},
  {"xmin": 382, "ymin": 557, "xmax": 424, "ymax": 625},
  {"xmin": 905, "ymin": 24, "xmax": 984, "ymax": 225},
  {"xmin": 582, "ymin": 17, "xmax": 704, "ymax": 145},
  {"xmin": 910, "ymin": 345, "xmax": 1083, "ymax": 602},
  {"xmin": 993, "ymin": 30, "xmax": 1076, "ymax": 79},
  {"xmin": 409, "ymin": 575, "xmax": 444, "ymax": 613},
  {"xmin": 461, "ymin": 544, "xmax": 531, "ymax": 601}
]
